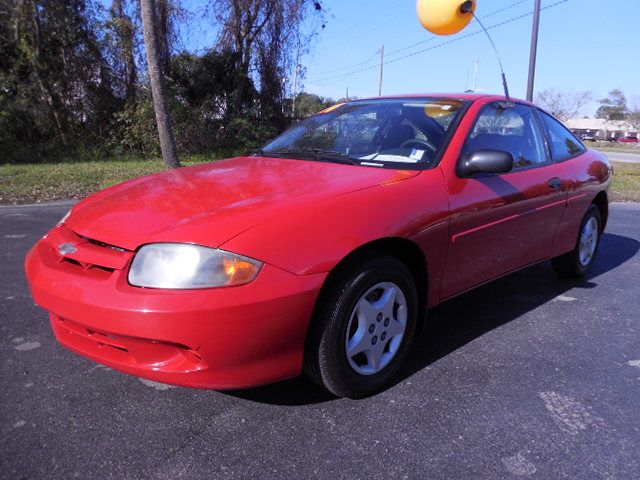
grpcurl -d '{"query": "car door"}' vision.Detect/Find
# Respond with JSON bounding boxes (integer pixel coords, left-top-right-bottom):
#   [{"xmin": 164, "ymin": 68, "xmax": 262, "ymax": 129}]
[
  {"xmin": 440, "ymin": 101, "xmax": 567, "ymax": 299},
  {"xmin": 537, "ymin": 109, "xmax": 601, "ymax": 257}
]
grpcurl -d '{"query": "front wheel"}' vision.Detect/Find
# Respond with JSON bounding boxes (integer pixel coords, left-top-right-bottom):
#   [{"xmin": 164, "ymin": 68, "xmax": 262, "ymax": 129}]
[
  {"xmin": 304, "ymin": 256, "xmax": 418, "ymax": 398},
  {"xmin": 552, "ymin": 205, "xmax": 602, "ymax": 278}
]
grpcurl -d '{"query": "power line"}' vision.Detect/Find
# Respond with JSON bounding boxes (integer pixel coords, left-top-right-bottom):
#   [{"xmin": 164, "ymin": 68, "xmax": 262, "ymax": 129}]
[
  {"xmin": 307, "ymin": 7, "xmax": 413, "ymax": 76},
  {"xmin": 307, "ymin": 51, "xmax": 382, "ymax": 85},
  {"xmin": 481, "ymin": 0, "xmax": 529, "ymax": 19},
  {"xmin": 308, "ymin": 0, "xmax": 569, "ymax": 87},
  {"xmin": 306, "ymin": 49, "xmax": 381, "ymax": 77},
  {"xmin": 383, "ymin": 0, "xmax": 534, "ymax": 60},
  {"xmin": 321, "ymin": 7, "xmax": 413, "ymax": 51},
  {"xmin": 306, "ymin": 0, "xmax": 539, "ymax": 81},
  {"xmin": 386, "ymin": 1, "xmax": 568, "ymax": 66},
  {"xmin": 321, "ymin": 0, "xmax": 404, "ymax": 40}
]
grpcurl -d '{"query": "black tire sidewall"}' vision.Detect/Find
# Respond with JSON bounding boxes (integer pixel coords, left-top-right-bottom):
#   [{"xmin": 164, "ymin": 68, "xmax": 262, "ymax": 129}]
[{"xmin": 315, "ymin": 257, "xmax": 418, "ymax": 398}]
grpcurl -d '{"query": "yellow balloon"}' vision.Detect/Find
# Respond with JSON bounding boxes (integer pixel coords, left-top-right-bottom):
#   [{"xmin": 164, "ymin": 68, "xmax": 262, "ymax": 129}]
[
  {"xmin": 424, "ymin": 100, "xmax": 463, "ymax": 118},
  {"xmin": 417, "ymin": 0, "xmax": 476, "ymax": 36}
]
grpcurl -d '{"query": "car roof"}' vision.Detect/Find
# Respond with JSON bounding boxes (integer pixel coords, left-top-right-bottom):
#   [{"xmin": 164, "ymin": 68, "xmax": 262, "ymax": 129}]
[{"xmin": 355, "ymin": 93, "xmax": 532, "ymax": 105}]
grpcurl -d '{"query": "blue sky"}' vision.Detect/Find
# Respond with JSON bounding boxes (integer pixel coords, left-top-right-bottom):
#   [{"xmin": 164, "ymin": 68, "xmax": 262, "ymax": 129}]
[{"xmin": 180, "ymin": 0, "xmax": 638, "ymax": 115}]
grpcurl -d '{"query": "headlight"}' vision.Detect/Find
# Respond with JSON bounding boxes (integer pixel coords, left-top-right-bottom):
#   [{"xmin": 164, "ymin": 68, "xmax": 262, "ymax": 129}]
[
  {"xmin": 58, "ymin": 210, "xmax": 71, "ymax": 225},
  {"xmin": 128, "ymin": 243, "xmax": 263, "ymax": 289}
]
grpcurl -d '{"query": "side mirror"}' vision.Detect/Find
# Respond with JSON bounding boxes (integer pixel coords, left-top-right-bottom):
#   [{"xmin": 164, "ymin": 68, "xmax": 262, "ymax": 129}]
[{"xmin": 457, "ymin": 149, "xmax": 515, "ymax": 178}]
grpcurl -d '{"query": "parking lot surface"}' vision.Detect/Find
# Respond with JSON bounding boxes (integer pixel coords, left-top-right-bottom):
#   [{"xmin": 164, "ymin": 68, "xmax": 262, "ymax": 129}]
[{"xmin": 1, "ymin": 202, "xmax": 639, "ymax": 479}]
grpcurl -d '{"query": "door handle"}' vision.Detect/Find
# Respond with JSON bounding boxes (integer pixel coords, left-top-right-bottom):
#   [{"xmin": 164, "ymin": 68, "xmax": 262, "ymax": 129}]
[{"xmin": 547, "ymin": 177, "xmax": 564, "ymax": 190}]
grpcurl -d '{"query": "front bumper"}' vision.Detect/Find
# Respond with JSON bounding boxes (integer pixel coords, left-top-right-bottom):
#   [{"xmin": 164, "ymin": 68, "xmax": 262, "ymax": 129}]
[{"xmin": 25, "ymin": 227, "xmax": 326, "ymax": 389}]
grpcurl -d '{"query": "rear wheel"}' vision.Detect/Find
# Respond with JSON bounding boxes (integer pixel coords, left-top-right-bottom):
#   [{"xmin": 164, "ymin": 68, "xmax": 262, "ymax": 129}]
[
  {"xmin": 552, "ymin": 205, "xmax": 602, "ymax": 278},
  {"xmin": 304, "ymin": 256, "xmax": 418, "ymax": 398}
]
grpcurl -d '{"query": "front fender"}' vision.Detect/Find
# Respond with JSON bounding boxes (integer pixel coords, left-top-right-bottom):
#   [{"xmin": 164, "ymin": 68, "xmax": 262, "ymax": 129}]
[{"xmin": 221, "ymin": 169, "xmax": 450, "ymax": 282}]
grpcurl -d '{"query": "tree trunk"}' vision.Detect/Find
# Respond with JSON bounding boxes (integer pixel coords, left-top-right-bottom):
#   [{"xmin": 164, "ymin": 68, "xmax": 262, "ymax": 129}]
[
  {"xmin": 156, "ymin": 0, "xmax": 171, "ymax": 78},
  {"xmin": 140, "ymin": 0, "xmax": 180, "ymax": 168}
]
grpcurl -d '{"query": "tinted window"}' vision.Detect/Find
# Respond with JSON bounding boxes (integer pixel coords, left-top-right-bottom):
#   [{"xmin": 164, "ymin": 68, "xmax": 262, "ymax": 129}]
[
  {"xmin": 465, "ymin": 103, "xmax": 547, "ymax": 168},
  {"xmin": 539, "ymin": 111, "xmax": 585, "ymax": 161}
]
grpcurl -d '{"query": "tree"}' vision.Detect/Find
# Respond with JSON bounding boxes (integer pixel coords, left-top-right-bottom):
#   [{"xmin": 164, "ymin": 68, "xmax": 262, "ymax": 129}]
[
  {"xmin": 13, "ymin": 0, "xmax": 68, "ymax": 139},
  {"xmin": 140, "ymin": 0, "xmax": 180, "ymax": 168},
  {"xmin": 108, "ymin": 0, "xmax": 139, "ymax": 103},
  {"xmin": 170, "ymin": 50, "xmax": 237, "ymax": 112},
  {"xmin": 256, "ymin": 7, "xmax": 286, "ymax": 125},
  {"xmin": 212, "ymin": 0, "xmax": 275, "ymax": 115},
  {"xmin": 596, "ymin": 88, "xmax": 628, "ymax": 121},
  {"xmin": 212, "ymin": 0, "xmax": 324, "ymax": 117},
  {"xmin": 535, "ymin": 88, "xmax": 594, "ymax": 121},
  {"xmin": 155, "ymin": 0, "xmax": 177, "ymax": 77},
  {"xmin": 0, "ymin": 0, "xmax": 324, "ymax": 163},
  {"xmin": 293, "ymin": 92, "xmax": 333, "ymax": 118},
  {"xmin": 628, "ymin": 98, "xmax": 640, "ymax": 131},
  {"xmin": 3, "ymin": 0, "xmax": 118, "ymax": 159}
]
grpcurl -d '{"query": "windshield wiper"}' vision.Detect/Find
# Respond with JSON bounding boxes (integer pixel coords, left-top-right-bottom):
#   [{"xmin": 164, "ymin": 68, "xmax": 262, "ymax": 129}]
[
  {"xmin": 265, "ymin": 147, "xmax": 359, "ymax": 165},
  {"xmin": 260, "ymin": 147, "xmax": 312, "ymax": 159},
  {"xmin": 313, "ymin": 149, "xmax": 360, "ymax": 165}
]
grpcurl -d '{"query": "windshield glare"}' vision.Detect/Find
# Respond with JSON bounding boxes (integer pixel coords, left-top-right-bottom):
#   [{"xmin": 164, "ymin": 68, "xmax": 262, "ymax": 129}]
[{"xmin": 261, "ymin": 98, "xmax": 466, "ymax": 167}]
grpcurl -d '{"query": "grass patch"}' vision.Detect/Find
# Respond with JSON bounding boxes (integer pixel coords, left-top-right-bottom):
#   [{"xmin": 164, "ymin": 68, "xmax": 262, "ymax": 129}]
[
  {"xmin": 1, "ymin": 156, "xmax": 639, "ymax": 205},
  {"xmin": 0, "ymin": 154, "xmax": 217, "ymax": 204},
  {"xmin": 611, "ymin": 161, "xmax": 640, "ymax": 202}
]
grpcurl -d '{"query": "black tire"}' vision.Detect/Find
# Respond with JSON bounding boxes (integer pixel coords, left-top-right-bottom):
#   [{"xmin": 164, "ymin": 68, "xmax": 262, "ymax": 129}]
[
  {"xmin": 304, "ymin": 255, "xmax": 418, "ymax": 398},
  {"xmin": 552, "ymin": 205, "xmax": 602, "ymax": 278}
]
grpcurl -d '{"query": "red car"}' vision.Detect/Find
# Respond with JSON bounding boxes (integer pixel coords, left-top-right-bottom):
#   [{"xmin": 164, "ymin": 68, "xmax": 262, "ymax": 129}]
[
  {"xmin": 25, "ymin": 94, "xmax": 611, "ymax": 398},
  {"xmin": 618, "ymin": 137, "xmax": 639, "ymax": 143}
]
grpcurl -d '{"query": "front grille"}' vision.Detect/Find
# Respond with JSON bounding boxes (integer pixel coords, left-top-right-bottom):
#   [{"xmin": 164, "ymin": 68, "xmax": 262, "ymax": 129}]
[
  {"xmin": 82, "ymin": 235, "xmax": 128, "ymax": 253},
  {"xmin": 59, "ymin": 255, "xmax": 116, "ymax": 276},
  {"xmin": 43, "ymin": 225, "xmax": 134, "ymax": 277}
]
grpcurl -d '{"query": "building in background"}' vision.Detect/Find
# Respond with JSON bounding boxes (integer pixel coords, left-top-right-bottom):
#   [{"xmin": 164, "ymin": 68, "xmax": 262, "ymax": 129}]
[{"xmin": 566, "ymin": 118, "xmax": 639, "ymax": 142}]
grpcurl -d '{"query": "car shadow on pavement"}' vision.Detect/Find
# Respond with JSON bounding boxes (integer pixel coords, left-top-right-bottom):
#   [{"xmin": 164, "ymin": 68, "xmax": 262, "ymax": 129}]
[{"xmin": 225, "ymin": 233, "xmax": 639, "ymax": 406}]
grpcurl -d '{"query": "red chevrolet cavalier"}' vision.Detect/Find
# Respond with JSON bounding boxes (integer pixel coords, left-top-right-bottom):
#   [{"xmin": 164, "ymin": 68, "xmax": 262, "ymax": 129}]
[{"xmin": 26, "ymin": 94, "xmax": 612, "ymax": 397}]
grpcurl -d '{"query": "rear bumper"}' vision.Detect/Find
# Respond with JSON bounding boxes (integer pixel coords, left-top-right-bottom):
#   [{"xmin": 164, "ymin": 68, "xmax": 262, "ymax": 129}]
[{"xmin": 25, "ymin": 236, "xmax": 326, "ymax": 389}]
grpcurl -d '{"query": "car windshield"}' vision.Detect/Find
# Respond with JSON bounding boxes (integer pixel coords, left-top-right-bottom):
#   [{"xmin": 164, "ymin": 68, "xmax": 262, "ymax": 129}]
[{"xmin": 258, "ymin": 98, "xmax": 467, "ymax": 168}]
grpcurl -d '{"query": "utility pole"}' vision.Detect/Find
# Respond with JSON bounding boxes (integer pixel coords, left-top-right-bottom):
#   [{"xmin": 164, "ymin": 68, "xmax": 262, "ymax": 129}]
[
  {"xmin": 292, "ymin": 43, "xmax": 301, "ymax": 118},
  {"xmin": 346, "ymin": 86, "xmax": 349, "ymax": 101},
  {"xmin": 526, "ymin": 0, "xmax": 542, "ymax": 102},
  {"xmin": 378, "ymin": 45, "xmax": 384, "ymax": 97},
  {"xmin": 472, "ymin": 59, "xmax": 479, "ymax": 92}
]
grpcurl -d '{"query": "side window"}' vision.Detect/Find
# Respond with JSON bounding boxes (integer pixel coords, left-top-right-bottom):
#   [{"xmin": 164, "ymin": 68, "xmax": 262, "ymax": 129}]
[
  {"xmin": 465, "ymin": 103, "xmax": 547, "ymax": 169},
  {"xmin": 539, "ymin": 111, "xmax": 586, "ymax": 161}
]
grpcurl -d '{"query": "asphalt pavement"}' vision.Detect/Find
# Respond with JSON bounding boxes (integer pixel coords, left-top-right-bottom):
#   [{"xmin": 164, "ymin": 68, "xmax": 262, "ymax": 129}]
[
  {"xmin": 599, "ymin": 150, "xmax": 640, "ymax": 164},
  {"xmin": 1, "ymin": 202, "xmax": 640, "ymax": 479}
]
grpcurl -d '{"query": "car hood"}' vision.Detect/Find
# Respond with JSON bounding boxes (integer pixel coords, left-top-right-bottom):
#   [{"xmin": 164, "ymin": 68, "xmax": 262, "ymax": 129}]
[{"xmin": 67, "ymin": 156, "xmax": 419, "ymax": 251}]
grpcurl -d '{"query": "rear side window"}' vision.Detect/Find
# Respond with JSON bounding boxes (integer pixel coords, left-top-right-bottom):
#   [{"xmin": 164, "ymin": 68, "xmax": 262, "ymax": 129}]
[
  {"xmin": 539, "ymin": 111, "xmax": 585, "ymax": 161},
  {"xmin": 465, "ymin": 103, "xmax": 547, "ymax": 168}
]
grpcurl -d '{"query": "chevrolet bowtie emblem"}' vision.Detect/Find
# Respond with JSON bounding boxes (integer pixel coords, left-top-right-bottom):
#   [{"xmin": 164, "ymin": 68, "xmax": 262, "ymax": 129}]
[{"xmin": 58, "ymin": 242, "xmax": 77, "ymax": 255}]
